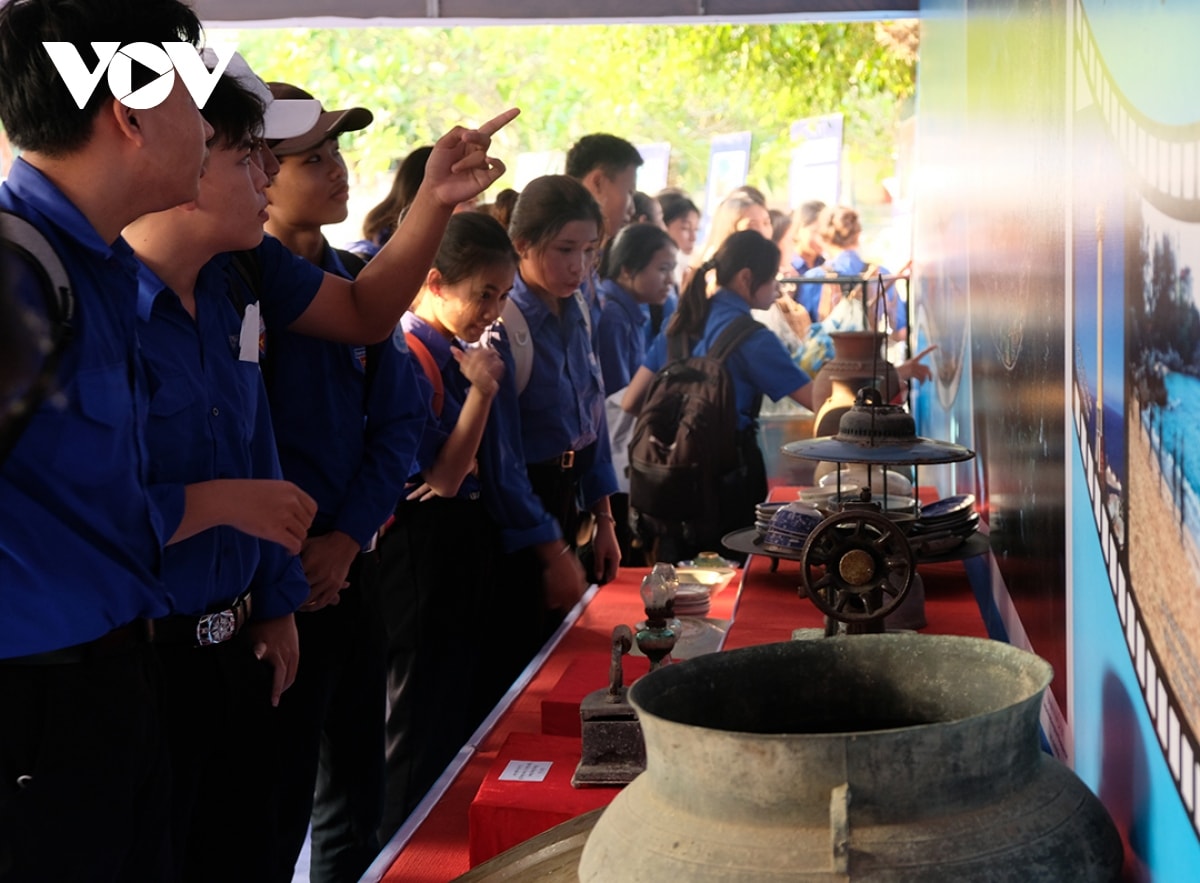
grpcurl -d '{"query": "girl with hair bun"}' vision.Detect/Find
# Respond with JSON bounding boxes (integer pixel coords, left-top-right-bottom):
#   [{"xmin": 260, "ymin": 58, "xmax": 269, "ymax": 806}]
[{"xmin": 801, "ymin": 204, "xmax": 907, "ymax": 340}]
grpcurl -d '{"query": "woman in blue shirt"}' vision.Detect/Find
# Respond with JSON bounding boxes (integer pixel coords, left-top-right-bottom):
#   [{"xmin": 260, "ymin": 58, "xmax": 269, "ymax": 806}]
[
  {"xmin": 504, "ymin": 175, "xmax": 621, "ymax": 620},
  {"xmin": 378, "ymin": 212, "xmax": 586, "ymax": 837},
  {"xmin": 800, "ymin": 204, "xmax": 906, "ymax": 339},
  {"xmin": 597, "ymin": 222, "xmax": 678, "ymax": 395},
  {"xmin": 624, "ymin": 230, "xmax": 814, "ymax": 560},
  {"xmin": 597, "ymin": 222, "xmax": 678, "ymax": 564}
]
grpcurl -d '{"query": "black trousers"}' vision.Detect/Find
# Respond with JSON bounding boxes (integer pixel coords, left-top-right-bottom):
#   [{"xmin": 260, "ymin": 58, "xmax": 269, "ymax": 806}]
[
  {"xmin": 0, "ymin": 644, "xmax": 172, "ymax": 883},
  {"xmin": 272, "ymin": 556, "xmax": 386, "ymax": 883},
  {"xmin": 155, "ymin": 633, "xmax": 279, "ymax": 883},
  {"xmin": 375, "ymin": 497, "xmax": 498, "ymax": 843}
]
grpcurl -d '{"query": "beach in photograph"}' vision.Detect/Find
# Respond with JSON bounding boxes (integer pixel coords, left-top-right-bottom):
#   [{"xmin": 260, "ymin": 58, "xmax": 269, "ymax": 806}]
[{"xmin": 1126, "ymin": 407, "xmax": 1200, "ymax": 736}]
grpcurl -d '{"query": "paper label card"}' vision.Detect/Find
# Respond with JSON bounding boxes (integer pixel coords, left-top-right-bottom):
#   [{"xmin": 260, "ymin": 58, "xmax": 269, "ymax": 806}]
[
  {"xmin": 498, "ymin": 760, "xmax": 553, "ymax": 782},
  {"xmin": 238, "ymin": 303, "xmax": 261, "ymax": 363}
]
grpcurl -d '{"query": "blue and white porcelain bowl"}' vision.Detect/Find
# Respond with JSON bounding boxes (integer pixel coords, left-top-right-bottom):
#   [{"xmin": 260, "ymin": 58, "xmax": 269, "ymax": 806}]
[{"xmin": 761, "ymin": 502, "xmax": 824, "ymax": 554}]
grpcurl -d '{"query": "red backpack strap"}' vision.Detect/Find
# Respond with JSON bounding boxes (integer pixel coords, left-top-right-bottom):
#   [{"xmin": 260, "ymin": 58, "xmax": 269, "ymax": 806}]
[{"xmin": 405, "ymin": 332, "xmax": 444, "ymax": 419}]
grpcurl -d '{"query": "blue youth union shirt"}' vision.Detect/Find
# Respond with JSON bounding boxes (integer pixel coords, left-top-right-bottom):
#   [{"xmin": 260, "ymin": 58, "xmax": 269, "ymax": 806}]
[
  {"xmin": 507, "ymin": 273, "xmax": 618, "ymax": 508},
  {"xmin": 403, "ymin": 313, "xmax": 562, "ymax": 554},
  {"xmin": 0, "ymin": 159, "xmax": 170, "ymax": 657},
  {"xmin": 263, "ymin": 242, "xmax": 424, "ymax": 547},
  {"xmin": 136, "ymin": 257, "xmax": 308, "ymax": 620},
  {"xmin": 643, "ymin": 289, "xmax": 809, "ymax": 432},
  {"xmin": 596, "ymin": 278, "xmax": 648, "ymax": 394}
]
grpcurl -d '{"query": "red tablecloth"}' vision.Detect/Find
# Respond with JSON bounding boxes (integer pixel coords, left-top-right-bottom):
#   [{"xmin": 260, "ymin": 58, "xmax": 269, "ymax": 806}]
[{"xmin": 377, "ymin": 489, "xmax": 989, "ymax": 882}]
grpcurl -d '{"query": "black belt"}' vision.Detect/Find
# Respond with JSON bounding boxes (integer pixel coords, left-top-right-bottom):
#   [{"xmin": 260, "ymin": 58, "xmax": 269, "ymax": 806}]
[
  {"xmin": 0, "ymin": 620, "xmax": 147, "ymax": 666},
  {"xmin": 0, "ymin": 593, "xmax": 254, "ymax": 665},
  {"xmin": 146, "ymin": 593, "xmax": 253, "ymax": 647},
  {"xmin": 534, "ymin": 449, "xmax": 578, "ymax": 471}
]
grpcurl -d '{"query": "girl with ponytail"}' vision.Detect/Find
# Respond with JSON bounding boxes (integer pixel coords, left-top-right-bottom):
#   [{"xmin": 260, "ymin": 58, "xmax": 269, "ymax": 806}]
[{"xmin": 622, "ymin": 230, "xmax": 814, "ymax": 559}]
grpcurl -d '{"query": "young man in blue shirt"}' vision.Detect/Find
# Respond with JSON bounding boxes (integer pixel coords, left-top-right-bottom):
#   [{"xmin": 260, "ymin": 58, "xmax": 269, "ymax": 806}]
[
  {"xmin": 260, "ymin": 82, "xmax": 427, "ymax": 883},
  {"xmin": 0, "ymin": 1, "xmax": 211, "ymax": 879},
  {"xmin": 123, "ymin": 64, "xmax": 324, "ymax": 882},
  {"xmin": 123, "ymin": 57, "xmax": 513, "ymax": 879},
  {"xmin": 565, "ymin": 133, "xmax": 644, "ymax": 332}
]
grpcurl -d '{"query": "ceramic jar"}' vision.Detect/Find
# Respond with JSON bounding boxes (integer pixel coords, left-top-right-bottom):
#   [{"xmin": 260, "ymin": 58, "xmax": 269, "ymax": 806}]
[
  {"xmin": 810, "ymin": 331, "xmax": 902, "ymax": 437},
  {"xmin": 578, "ymin": 635, "xmax": 1122, "ymax": 882}
]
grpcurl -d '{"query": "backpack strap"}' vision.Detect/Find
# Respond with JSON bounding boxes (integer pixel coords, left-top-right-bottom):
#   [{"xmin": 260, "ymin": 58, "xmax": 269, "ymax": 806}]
[
  {"xmin": 500, "ymin": 297, "xmax": 533, "ymax": 395},
  {"xmin": 666, "ymin": 330, "xmax": 688, "ymax": 362},
  {"xmin": 708, "ymin": 313, "xmax": 763, "ymax": 362},
  {"xmin": 0, "ymin": 211, "xmax": 75, "ymax": 460},
  {"xmin": 404, "ymin": 332, "xmax": 444, "ymax": 419},
  {"xmin": 708, "ymin": 314, "xmax": 765, "ymax": 422},
  {"xmin": 573, "ymin": 288, "xmax": 593, "ymax": 343},
  {"xmin": 499, "ymin": 290, "xmax": 592, "ymax": 396},
  {"xmin": 0, "ymin": 211, "xmax": 74, "ymax": 333}
]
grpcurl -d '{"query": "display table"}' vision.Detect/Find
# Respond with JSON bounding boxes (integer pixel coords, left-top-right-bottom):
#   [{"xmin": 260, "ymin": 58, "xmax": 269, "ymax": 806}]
[{"xmin": 372, "ymin": 489, "xmax": 990, "ymax": 883}]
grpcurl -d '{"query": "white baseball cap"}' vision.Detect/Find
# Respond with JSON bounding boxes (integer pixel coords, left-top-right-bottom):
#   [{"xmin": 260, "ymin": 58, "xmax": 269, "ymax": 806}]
[{"xmin": 199, "ymin": 48, "xmax": 320, "ymax": 140}]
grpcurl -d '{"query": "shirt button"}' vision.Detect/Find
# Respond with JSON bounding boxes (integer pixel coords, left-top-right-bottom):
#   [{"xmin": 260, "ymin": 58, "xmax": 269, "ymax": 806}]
[{"xmin": 211, "ymin": 407, "xmax": 220, "ymax": 417}]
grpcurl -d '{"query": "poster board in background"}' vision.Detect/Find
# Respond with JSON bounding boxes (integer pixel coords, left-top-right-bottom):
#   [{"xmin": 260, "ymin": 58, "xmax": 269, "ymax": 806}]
[
  {"xmin": 700, "ymin": 131, "xmax": 752, "ymax": 242},
  {"xmin": 635, "ymin": 141, "xmax": 670, "ymax": 195},
  {"xmin": 788, "ymin": 113, "xmax": 842, "ymax": 209}
]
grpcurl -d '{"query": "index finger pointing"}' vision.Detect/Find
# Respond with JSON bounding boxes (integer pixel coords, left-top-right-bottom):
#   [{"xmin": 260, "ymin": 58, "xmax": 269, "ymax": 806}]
[
  {"xmin": 477, "ymin": 107, "xmax": 520, "ymax": 137},
  {"xmin": 912, "ymin": 344, "xmax": 937, "ymax": 362}
]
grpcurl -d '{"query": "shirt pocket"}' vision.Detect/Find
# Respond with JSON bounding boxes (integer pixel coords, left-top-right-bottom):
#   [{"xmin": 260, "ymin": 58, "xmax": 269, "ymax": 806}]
[
  {"xmin": 147, "ymin": 371, "xmax": 193, "ymax": 419},
  {"xmin": 519, "ymin": 368, "xmax": 562, "ymax": 417},
  {"xmin": 54, "ymin": 363, "xmax": 136, "ymax": 487}
]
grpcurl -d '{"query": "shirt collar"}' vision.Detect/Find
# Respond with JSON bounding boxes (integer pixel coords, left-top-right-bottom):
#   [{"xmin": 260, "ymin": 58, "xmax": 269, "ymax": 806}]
[
  {"xmin": 135, "ymin": 252, "xmax": 235, "ymax": 322},
  {"xmin": 400, "ymin": 312, "xmax": 456, "ymax": 370},
  {"xmin": 830, "ymin": 250, "xmax": 864, "ymax": 274},
  {"xmin": 598, "ymin": 278, "xmax": 647, "ymax": 327},
  {"xmin": 5, "ymin": 157, "xmax": 135, "ymax": 266},
  {"xmin": 135, "ymin": 260, "xmax": 171, "ymax": 322},
  {"xmin": 318, "ymin": 238, "xmax": 348, "ymax": 276},
  {"xmin": 711, "ymin": 287, "xmax": 752, "ymax": 315},
  {"xmin": 509, "ymin": 272, "xmax": 555, "ymax": 331}
]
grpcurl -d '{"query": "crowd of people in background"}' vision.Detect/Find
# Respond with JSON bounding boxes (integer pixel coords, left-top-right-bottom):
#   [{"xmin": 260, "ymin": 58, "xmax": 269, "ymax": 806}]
[{"xmin": 0, "ymin": 2, "xmax": 928, "ymax": 881}]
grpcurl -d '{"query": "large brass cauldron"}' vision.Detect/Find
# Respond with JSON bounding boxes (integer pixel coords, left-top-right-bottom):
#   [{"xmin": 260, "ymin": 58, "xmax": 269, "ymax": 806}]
[{"xmin": 579, "ymin": 635, "xmax": 1122, "ymax": 882}]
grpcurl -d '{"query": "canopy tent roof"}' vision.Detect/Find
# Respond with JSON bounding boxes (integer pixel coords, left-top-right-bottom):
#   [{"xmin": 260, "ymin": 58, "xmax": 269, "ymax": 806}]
[{"xmin": 192, "ymin": 0, "xmax": 917, "ymax": 27}]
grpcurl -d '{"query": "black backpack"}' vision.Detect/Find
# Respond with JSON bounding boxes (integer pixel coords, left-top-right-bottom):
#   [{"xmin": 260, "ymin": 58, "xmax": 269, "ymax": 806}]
[{"xmin": 628, "ymin": 314, "xmax": 762, "ymax": 542}]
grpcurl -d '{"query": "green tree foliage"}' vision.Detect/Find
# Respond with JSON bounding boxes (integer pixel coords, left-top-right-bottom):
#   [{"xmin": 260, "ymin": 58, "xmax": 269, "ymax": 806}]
[{"xmin": 225, "ymin": 21, "xmax": 915, "ymax": 205}]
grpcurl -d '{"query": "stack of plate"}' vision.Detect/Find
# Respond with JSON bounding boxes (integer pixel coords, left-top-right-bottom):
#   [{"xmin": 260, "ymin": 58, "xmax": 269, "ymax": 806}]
[
  {"xmin": 673, "ymin": 581, "xmax": 711, "ymax": 617},
  {"xmin": 754, "ymin": 501, "xmax": 788, "ymax": 536},
  {"xmin": 910, "ymin": 494, "xmax": 979, "ymax": 553}
]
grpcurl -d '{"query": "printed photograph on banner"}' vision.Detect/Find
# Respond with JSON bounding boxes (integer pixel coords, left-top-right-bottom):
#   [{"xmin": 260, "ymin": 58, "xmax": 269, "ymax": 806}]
[
  {"xmin": 1068, "ymin": 0, "xmax": 1200, "ymax": 864},
  {"xmin": 1123, "ymin": 195, "xmax": 1200, "ymax": 744}
]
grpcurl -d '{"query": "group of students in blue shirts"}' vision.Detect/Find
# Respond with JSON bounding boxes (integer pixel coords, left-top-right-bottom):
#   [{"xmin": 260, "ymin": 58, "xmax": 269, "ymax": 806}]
[
  {"xmin": 0, "ymin": 1, "xmax": 519, "ymax": 880},
  {"xmin": 0, "ymin": 4, "xmax": 932, "ymax": 883}
]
